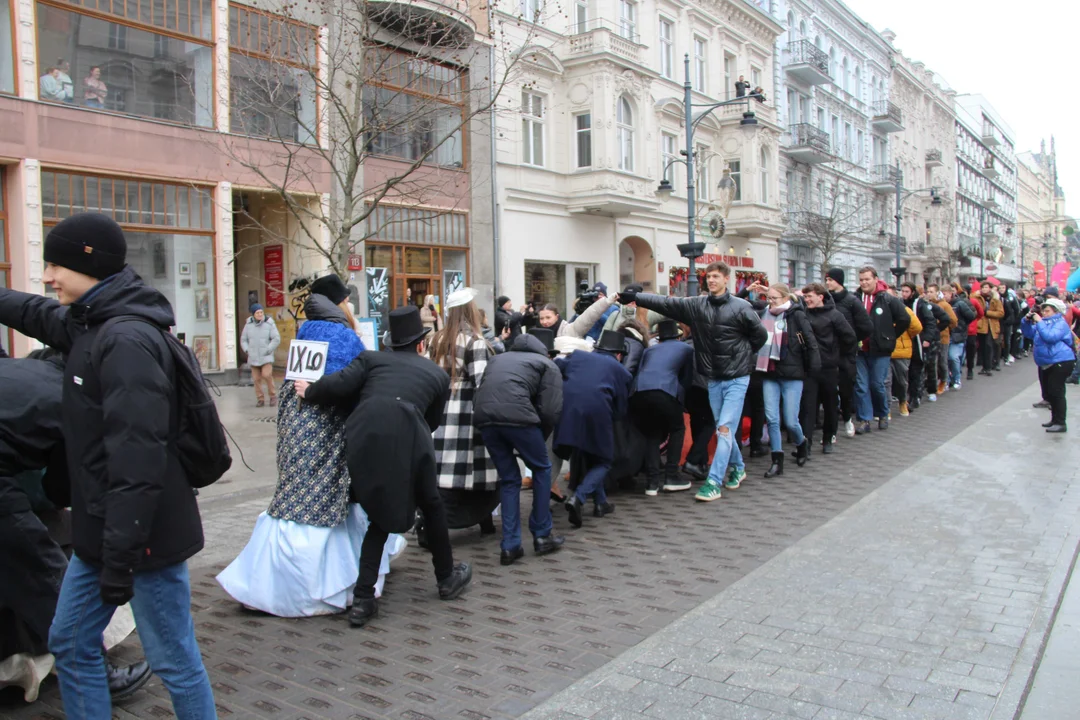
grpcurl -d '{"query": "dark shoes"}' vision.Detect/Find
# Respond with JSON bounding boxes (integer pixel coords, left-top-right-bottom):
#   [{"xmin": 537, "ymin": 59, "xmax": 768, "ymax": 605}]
[
  {"xmin": 565, "ymin": 496, "xmax": 584, "ymax": 528},
  {"xmin": 107, "ymin": 660, "xmax": 153, "ymax": 701},
  {"xmin": 500, "ymin": 546, "xmax": 525, "ymax": 566},
  {"xmin": 681, "ymin": 462, "xmax": 707, "ymax": 480},
  {"xmin": 645, "ymin": 478, "xmax": 661, "ymax": 496},
  {"xmin": 348, "ymin": 597, "xmax": 378, "ymax": 627},
  {"xmin": 479, "ymin": 516, "xmax": 497, "ymax": 535},
  {"xmin": 764, "ymin": 451, "xmax": 784, "ymax": 478},
  {"xmin": 414, "ymin": 509, "xmax": 429, "ymax": 550},
  {"xmin": 821, "ymin": 441, "xmax": 834, "ymax": 455},
  {"xmin": 534, "ymin": 535, "xmax": 565, "ymax": 556},
  {"xmin": 1033, "ymin": 401, "xmax": 1051, "ymax": 409},
  {"xmin": 1042, "ymin": 420, "xmax": 1056, "ymax": 428},
  {"xmin": 593, "ymin": 502, "xmax": 615, "ymax": 518},
  {"xmin": 438, "ymin": 563, "xmax": 473, "ymax": 600},
  {"xmin": 878, "ymin": 418, "xmax": 889, "ymax": 431},
  {"xmin": 967, "ymin": 369, "xmax": 975, "ymax": 380},
  {"xmin": 749, "ymin": 445, "xmax": 769, "ymax": 458},
  {"xmin": 794, "ymin": 441, "xmax": 809, "ymax": 467},
  {"xmin": 855, "ymin": 421, "xmax": 872, "ymax": 435},
  {"xmin": 1046, "ymin": 424, "xmax": 1068, "ymax": 434}
]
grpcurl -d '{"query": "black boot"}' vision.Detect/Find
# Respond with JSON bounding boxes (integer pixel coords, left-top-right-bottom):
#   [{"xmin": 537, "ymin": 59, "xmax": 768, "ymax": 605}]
[
  {"xmin": 565, "ymin": 496, "xmax": 584, "ymax": 528},
  {"xmin": 414, "ymin": 509, "xmax": 429, "ymax": 550},
  {"xmin": 348, "ymin": 597, "xmax": 378, "ymax": 627},
  {"xmin": 107, "ymin": 659, "xmax": 153, "ymax": 701},
  {"xmin": 438, "ymin": 563, "xmax": 473, "ymax": 600},
  {"xmin": 967, "ymin": 369, "xmax": 975, "ymax": 381},
  {"xmin": 764, "ymin": 452, "xmax": 784, "ymax": 478},
  {"xmin": 750, "ymin": 445, "xmax": 769, "ymax": 458},
  {"xmin": 479, "ymin": 516, "xmax": 497, "ymax": 536},
  {"xmin": 795, "ymin": 441, "xmax": 809, "ymax": 467}
]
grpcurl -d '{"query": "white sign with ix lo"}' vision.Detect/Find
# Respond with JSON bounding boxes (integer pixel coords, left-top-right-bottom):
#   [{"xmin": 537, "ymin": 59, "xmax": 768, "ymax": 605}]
[{"xmin": 285, "ymin": 340, "xmax": 330, "ymax": 382}]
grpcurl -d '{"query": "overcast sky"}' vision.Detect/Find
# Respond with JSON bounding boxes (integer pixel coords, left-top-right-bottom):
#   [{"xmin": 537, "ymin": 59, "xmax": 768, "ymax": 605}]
[{"xmin": 842, "ymin": 0, "xmax": 1078, "ymax": 218}]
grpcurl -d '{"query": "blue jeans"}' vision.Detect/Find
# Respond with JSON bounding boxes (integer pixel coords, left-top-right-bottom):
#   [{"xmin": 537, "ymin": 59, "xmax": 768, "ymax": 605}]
[
  {"xmin": 50, "ymin": 555, "xmax": 216, "ymax": 720},
  {"xmin": 480, "ymin": 425, "xmax": 553, "ymax": 551},
  {"xmin": 573, "ymin": 451, "xmax": 610, "ymax": 505},
  {"xmin": 706, "ymin": 376, "xmax": 750, "ymax": 483},
  {"xmin": 948, "ymin": 343, "xmax": 965, "ymax": 386},
  {"xmin": 855, "ymin": 353, "xmax": 891, "ymax": 422},
  {"xmin": 762, "ymin": 377, "xmax": 805, "ymax": 451}
]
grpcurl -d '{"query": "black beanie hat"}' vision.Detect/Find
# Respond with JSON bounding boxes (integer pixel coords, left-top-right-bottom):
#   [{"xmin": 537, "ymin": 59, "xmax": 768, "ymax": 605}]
[
  {"xmin": 43, "ymin": 214, "xmax": 127, "ymax": 280},
  {"xmin": 310, "ymin": 273, "xmax": 350, "ymax": 305},
  {"xmin": 496, "ymin": 295, "xmax": 510, "ymax": 308},
  {"xmin": 826, "ymin": 267, "xmax": 845, "ymax": 286}
]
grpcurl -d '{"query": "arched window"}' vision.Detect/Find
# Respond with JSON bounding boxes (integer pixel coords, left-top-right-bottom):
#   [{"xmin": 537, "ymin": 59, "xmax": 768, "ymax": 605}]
[
  {"xmin": 760, "ymin": 147, "xmax": 769, "ymax": 203},
  {"xmin": 814, "ymin": 34, "xmax": 822, "ymax": 50},
  {"xmin": 854, "ymin": 66, "xmax": 861, "ymax": 101},
  {"xmin": 617, "ymin": 96, "xmax": 634, "ymax": 172},
  {"xmin": 829, "ymin": 47, "xmax": 836, "ymax": 79},
  {"xmin": 799, "ymin": 20, "xmax": 807, "ymax": 38},
  {"xmin": 842, "ymin": 56, "xmax": 849, "ymax": 93},
  {"xmin": 787, "ymin": 11, "xmax": 794, "ymax": 30}
]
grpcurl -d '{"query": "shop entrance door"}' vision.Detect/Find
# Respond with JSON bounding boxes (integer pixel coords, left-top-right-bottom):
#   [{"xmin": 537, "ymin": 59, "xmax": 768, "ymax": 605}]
[{"xmin": 406, "ymin": 277, "xmax": 437, "ymax": 309}]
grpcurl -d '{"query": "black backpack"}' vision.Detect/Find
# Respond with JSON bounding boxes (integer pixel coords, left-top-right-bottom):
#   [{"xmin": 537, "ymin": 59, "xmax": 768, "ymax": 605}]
[{"xmin": 93, "ymin": 316, "xmax": 233, "ymax": 488}]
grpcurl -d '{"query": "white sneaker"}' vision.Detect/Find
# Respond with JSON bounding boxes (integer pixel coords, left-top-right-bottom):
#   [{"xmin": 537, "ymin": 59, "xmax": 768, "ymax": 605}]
[
  {"xmin": 928, "ymin": 394, "xmax": 937, "ymax": 402},
  {"xmin": 951, "ymin": 382, "xmax": 961, "ymax": 390},
  {"xmin": 845, "ymin": 420, "xmax": 855, "ymax": 437},
  {"xmin": 831, "ymin": 435, "xmax": 837, "ymax": 444}
]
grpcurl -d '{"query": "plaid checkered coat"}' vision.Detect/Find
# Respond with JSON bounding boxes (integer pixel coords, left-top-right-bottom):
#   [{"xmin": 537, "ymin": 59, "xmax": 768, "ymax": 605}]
[{"xmin": 432, "ymin": 331, "xmax": 498, "ymax": 492}]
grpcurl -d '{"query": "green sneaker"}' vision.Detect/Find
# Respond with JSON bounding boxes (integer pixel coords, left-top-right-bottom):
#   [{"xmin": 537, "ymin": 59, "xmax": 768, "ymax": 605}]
[
  {"xmin": 695, "ymin": 480, "xmax": 722, "ymax": 502},
  {"xmin": 723, "ymin": 467, "xmax": 746, "ymax": 490}
]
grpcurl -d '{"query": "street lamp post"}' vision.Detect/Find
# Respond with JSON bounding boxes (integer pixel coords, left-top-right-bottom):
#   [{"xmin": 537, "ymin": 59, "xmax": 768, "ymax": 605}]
[
  {"xmin": 659, "ymin": 54, "xmax": 758, "ymax": 297},
  {"xmin": 889, "ymin": 160, "xmax": 941, "ymax": 285}
]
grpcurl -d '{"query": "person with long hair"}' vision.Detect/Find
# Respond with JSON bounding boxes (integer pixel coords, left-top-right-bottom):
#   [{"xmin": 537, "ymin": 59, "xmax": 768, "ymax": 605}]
[
  {"xmin": 419, "ymin": 287, "xmax": 500, "ymax": 542},
  {"xmin": 218, "ymin": 274, "xmax": 405, "ymax": 617}
]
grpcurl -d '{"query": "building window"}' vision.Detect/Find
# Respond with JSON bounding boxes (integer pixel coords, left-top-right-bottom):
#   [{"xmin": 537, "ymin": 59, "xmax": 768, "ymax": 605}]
[
  {"xmin": 40, "ymin": 170, "xmax": 218, "ymax": 368},
  {"xmin": 693, "ymin": 36, "xmax": 707, "ymax": 91},
  {"xmin": 728, "ymin": 160, "xmax": 741, "ymax": 201},
  {"xmin": 785, "ymin": 170, "xmax": 794, "ymax": 206},
  {"xmin": 816, "ymin": 107, "xmax": 825, "ymax": 129},
  {"xmin": 751, "ymin": 66, "xmax": 761, "ymax": 88},
  {"xmin": 831, "ymin": 115, "xmax": 840, "ymax": 148},
  {"xmin": 0, "ymin": 167, "xmax": 9, "ymax": 355},
  {"xmin": 618, "ymin": 0, "xmax": 636, "ymax": 40},
  {"xmin": 829, "ymin": 47, "xmax": 836, "ymax": 78},
  {"xmin": 696, "ymin": 144, "xmax": 710, "ymax": 201},
  {"xmin": 842, "ymin": 56, "xmax": 849, "ymax": 93},
  {"xmin": 36, "ymin": 0, "xmax": 214, "ymax": 127},
  {"xmin": 856, "ymin": 129, "xmax": 864, "ymax": 164},
  {"xmin": 658, "ymin": 18, "xmax": 674, "ymax": 79},
  {"xmin": 760, "ymin": 148, "xmax": 769, "ymax": 203},
  {"xmin": 844, "ymin": 122, "xmax": 852, "ymax": 160},
  {"xmin": 724, "ymin": 53, "xmax": 734, "ymax": 96},
  {"xmin": 574, "ymin": 112, "xmax": 592, "ymax": 168},
  {"xmin": 661, "ymin": 132, "xmax": 678, "ymax": 192},
  {"xmin": 364, "ymin": 49, "xmax": 466, "ymax": 168},
  {"xmin": 229, "ymin": 4, "xmax": 318, "ymax": 144},
  {"xmin": 574, "ymin": 0, "xmax": 587, "ymax": 30},
  {"xmin": 617, "ymin": 96, "xmax": 634, "ymax": 172},
  {"xmin": 0, "ymin": 0, "xmax": 13, "ymax": 94},
  {"xmin": 521, "ymin": 90, "xmax": 544, "ymax": 166},
  {"xmin": 854, "ymin": 66, "xmax": 861, "ymax": 102},
  {"xmin": 520, "ymin": 0, "xmax": 542, "ymax": 21}
]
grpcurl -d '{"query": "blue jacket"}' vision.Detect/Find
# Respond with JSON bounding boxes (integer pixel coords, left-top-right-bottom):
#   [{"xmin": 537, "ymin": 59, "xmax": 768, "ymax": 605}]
[
  {"xmin": 1021, "ymin": 313, "xmax": 1075, "ymax": 367},
  {"xmin": 554, "ymin": 350, "xmax": 631, "ymax": 461},
  {"xmin": 631, "ymin": 339, "xmax": 694, "ymax": 404}
]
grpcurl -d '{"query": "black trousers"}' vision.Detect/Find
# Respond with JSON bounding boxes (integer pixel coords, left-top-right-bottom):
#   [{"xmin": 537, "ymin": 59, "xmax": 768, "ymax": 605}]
[
  {"xmin": 966, "ymin": 335, "xmax": 978, "ymax": 372},
  {"xmin": 838, "ymin": 363, "xmax": 856, "ymax": 423},
  {"xmin": 1003, "ymin": 324, "xmax": 1020, "ymax": 358},
  {"xmin": 800, "ymin": 367, "xmax": 839, "ymax": 447},
  {"xmin": 630, "ymin": 390, "xmax": 686, "ymax": 483},
  {"xmin": 356, "ymin": 470, "xmax": 453, "ymax": 600},
  {"xmin": 992, "ymin": 332, "xmax": 1003, "ymax": 368},
  {"xmin": 977, "ymin": 333, "xmax": 995, "ymax": 372},
  {"xmin": 743, "ymin": 373, "xmax": 766, "ymax": 449},
  {"xmin": 684, "ymin": 386, "xmax": 714, "ymax": 467},
  {"xmin": 908, "ymin": 353, "xmax": 925, "ymax": 405},
  {"xmin": 923, "ymin": 346, "xmax": 938, "ymax": 394},
  {"xmin": 1043, "ymin": 361, "xmax": 1074, "ymax": 425}
]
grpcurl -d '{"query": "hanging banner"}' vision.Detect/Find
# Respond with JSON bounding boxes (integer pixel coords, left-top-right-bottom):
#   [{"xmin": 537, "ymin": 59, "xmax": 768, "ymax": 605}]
[
  {"xmin": 1051, "ymin": 262, "xmax": 1071, "ymax": 291},
  {"xmin": 1033, "ymin": 261, "xmax": 1046, "ymax": 290},
  {"xmin": 264, "ymin": 245, "xmax": 285, "ymax": 307}
]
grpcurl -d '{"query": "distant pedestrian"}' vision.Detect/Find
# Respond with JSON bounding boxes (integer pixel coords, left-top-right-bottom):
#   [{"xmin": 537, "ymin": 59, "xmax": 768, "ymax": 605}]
[
  {"xmin": 825, "ymin": 268, "xmax": 872, "ymax": 438},
  {"xmin": 240, "ymin": 303, "xmax": 281, "ymax": 407},
  {"xmin": 943, "ymin": 285, "xmax": 975, "ymax": 389},
  {"xmin": 801, "ymin": 283, "xmax": 857, "ymax": 454},
  {"xmin": 1022, "ymin": 297, "xmax": 1075, "ymax": 433},
  {"xmin": 853, "ymin": 266, "xmax": 911, "ymax": 433}
]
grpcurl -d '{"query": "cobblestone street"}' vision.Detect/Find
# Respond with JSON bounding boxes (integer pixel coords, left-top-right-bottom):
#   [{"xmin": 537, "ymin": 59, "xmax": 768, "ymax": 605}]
[{"xmin": 7, "ymin": 362, "xmax": 1079, "ymax": 720}]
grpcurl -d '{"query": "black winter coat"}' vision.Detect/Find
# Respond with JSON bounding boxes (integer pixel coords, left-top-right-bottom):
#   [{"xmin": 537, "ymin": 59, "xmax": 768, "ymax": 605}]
[
  {"xmin": 494, "ymin": 307, "xmax": 525, "ymax": 338},
  {"xmin": 634, "ymin": 292, "xmax": 767, "ymax": 380},
  {"xmin": 474, "ymin": 334, "xmax": 563, "ymax": 436},
  {"xmin": 621, "ymin": 334, "xmax": 646, "ymax": 376},
  {"xmin": 907, "ymin": 298, "xmax": 940, "ymax": 358},
  {"xmin": 632, "ymin": 338, "xmax": 695, "ymax": 403},
  {"xmin": 806, "ymin": 295, "xmax": 858, "ymax": 372},
  {"xmin": 855, "ymin": 283, "xmax": 912, "ymax": 356},
  {"xmin": 554, "ymin": 350, "xmax": 631, "ymax": 461},
  {"xmin": 303, "ymin": 349, "xmax": 450, "ymax": 534},
  {"xmin": 830, "ymin": 288, "xmax": 874, "ymax": 348},
  {"xmin": 950, "ymin": 297, "xmax": 977, "ymax": 344},
  {"xmin": 755, "ymin": 303, "xmax": 822, "ymax": 380},
  {"xmin": 0, "ymin": 266, "xmax": 202, "ymax": 575}
]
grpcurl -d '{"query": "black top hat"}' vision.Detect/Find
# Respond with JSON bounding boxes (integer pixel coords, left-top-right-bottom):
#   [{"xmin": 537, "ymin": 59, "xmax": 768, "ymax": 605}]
[
  {"xmin": 596, "ymin": 329, "xmax": 628, "ymax": 355},
  {"xmin": 387, "ymin": 306, "xmax": 431, "ymax": 348},
  {"xmin": 527, "ymin": 327, "xmax": 555, "ymax": 354},
  {"xmin": 656, "ymin": 319, "xmax": 681, "ymax": 341}
]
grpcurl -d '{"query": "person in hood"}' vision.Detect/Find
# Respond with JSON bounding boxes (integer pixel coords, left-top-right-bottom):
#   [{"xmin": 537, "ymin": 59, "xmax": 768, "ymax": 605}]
[
  {"xmin": 295, "ymin": 306, "xmax": 473, "ymax": 627},
  {"xmin": 853, "ymin": 266, "xmax": 911, "ymax": 434},
  {"xmin": 554, "ymin": 330, "xmax": 632, "ymax": 528},
  {"xmin": 240, "ymin": 303, "xmax": 281, "ymax": 407},
  {"xmin": 0, "ymin": 213, "xmax": 216, "ymax": 718},
  {"xmin": 800, "ymin": 284, "xmax": 857, "ymax": 454},
  {"xmin": 825, "ymin": 268, "xmax": 872, "ymax": 439},
  {"xmin": 474, "ymin": 329, "xmax": 564, "ymax": 566},
  {"xmin": 218, "ymin": 273, "xmax": 405, "ymax": 618},
  {"xmin": 1022, "ymin": 298, "xmax": 1075, "ymax": 433}
]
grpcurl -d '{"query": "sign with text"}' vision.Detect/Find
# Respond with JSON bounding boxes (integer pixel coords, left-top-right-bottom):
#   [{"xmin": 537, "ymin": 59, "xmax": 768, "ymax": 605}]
[
  {"xmin": 698, "ymin": 253, "xmax": 755, "ymax": 269},
  {"xmin": 264, "ymin": 245, "xmax": 285, "ymax": 307},
  {"xmin": 285, "ymin": 340, "xmax": 329, "ymax": 382}
]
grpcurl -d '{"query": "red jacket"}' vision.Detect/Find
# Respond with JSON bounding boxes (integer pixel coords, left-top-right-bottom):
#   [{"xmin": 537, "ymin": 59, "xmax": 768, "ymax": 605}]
[{"xmin": 968, "ymin": 296, "xmax": 985, "ymax": 336}]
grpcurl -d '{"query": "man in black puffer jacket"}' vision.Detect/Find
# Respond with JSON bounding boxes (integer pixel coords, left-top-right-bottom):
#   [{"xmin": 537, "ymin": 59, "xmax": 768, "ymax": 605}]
[
  {"xmin": 0, "ymin": 213, "xmax": 215, "ymax": 716},
  {"xmin": 825, "ymin": 268, "xmax": 872, "ymax": 437},
  {"xmin": 853, "ymin": 266, "xmax": 911, "ymax": 434},
  {"xmin": 622, "ymin": 261, "xmax": 766, "ymax": 503},
  {"xmin": 475, "ymin": 329, "xmax": 564, "ymax": 565},
  {"xmin": 800, "ymin": 284, "xmax": 858, "ymax": 454}
]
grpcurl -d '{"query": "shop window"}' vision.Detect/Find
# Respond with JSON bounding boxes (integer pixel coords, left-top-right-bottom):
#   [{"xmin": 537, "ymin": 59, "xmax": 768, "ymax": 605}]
[
  {"xmin": 35, "ymin": 2, "xmax": 214, "ymax": 127},
  {"xmin": 525, "ymin": 262, "xmax": 567, "ymax": 312},
  {"xmin": 40, "ymin": 170, "xmax": 218, "ymax": 369},
  {"xmin": 1, "ymin": 0, "xmax": 14, "ymax": 94},
  {"xmin": 229, "ymin": 4, "xmax": 317, "ymax": 144},
  {"xmin": 366, "ymin": 203, "xmax": 468, "ymax": 247},
  {"xmin": 574, "ymin": 112, "xmax": 592, "ymax": 169}
]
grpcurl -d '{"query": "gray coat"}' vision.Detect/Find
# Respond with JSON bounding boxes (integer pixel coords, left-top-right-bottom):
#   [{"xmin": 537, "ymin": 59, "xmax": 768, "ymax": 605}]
[{"xmin": 241, "ymin": 317, "xmax": 281, "ymax": 366}]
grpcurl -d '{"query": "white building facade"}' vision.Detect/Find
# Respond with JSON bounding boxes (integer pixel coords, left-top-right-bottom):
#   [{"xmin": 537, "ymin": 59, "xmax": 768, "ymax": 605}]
[{"xmin": 493, "ymin": 0, "xmax": 785, "ymax": 312}]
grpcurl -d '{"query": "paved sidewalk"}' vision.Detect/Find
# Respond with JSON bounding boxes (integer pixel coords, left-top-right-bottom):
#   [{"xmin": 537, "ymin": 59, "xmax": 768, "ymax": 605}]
[
  {"xmin": 519, "ymin": 383, "xmax": 1080, "ymax": 720},
  {"xmin": 1019, "ymin": 545, "xmax": 1080, "ymax": 719}
]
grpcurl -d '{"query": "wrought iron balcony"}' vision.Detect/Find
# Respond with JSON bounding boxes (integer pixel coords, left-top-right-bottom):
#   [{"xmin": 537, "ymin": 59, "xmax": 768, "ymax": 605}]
[
  {"xmin": 870, "ymin": 164, "xmax": 902, "ymax": 193},
  {"xmin": 871, "ymin": 100, "xmax": 904, "ymax": 133},
  {"xmin": 786, "ymin": 210, "xmax": 831, "ymax": 236},
  {"xmin": 368, "ymin": 0, "xmax": 475, "ymax": 47},
  {"xmin": 786, "ymin": 123, "xmax": 831, "ymax": 164},
  {"xmin": 784, "ymin": 40, "xmax": 831, "ymax": 86},
  {"xmin": 925, "ymin": 149, "xmax": 943, "ymax": 168},
  {"xmin": 881, "ymin": 233, "xmax": 907, "ymax": 254}
]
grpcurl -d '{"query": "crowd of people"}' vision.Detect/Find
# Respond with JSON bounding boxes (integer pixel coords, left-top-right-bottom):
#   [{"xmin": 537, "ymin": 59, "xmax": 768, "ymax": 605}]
[{"xmin": 1, "ymin": 212, "xmax": 1077, "ymax": 718}]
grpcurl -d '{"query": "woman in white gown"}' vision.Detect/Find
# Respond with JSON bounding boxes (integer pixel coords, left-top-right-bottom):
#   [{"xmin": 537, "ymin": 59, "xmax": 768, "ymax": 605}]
[{"xmin": 217, "ymin": 276, "xmax": 405, "ymax": 617}]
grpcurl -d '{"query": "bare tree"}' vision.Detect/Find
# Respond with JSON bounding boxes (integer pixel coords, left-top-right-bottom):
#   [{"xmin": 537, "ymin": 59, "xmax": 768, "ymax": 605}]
[
  {"xmin": 785, "ymin": 178, "xmax": 881, "ymax": 277},
  {"xmin": 216, "ymin": 0, "xmax": 543, "ymax": 280}
]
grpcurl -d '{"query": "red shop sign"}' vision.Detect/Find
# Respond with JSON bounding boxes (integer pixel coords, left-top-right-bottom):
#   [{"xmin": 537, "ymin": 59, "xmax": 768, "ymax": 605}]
[
  {"xmin": 264, "ymin": 245, "xmax": 285, "ymax": 307},
  {"xmin": 348, "ymin": 254, "xmax": 363, "ymax": 271},
  {"xmin": 698, "ymin": 253, "xmax": 755, "ymax": 269}
]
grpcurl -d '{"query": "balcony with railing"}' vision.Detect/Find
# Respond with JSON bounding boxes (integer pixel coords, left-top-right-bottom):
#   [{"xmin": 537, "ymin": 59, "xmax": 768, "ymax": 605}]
[
  {"xmin": 566, "ymin": 19, "xmax": 643, "ymax": 65},
  {"xmin": 368, "ymin": 0, "xmax": 475, "ymax": 47},
  {"xmin": 925, "ymin": 149, "xmax": 943, "ymax": 168},
  {"xmin": 982, "ymin": 122, "xmax": 1001, "ymax": 147},
  {"xmin": 784, "ymin": 40, "xmax": 831, "ymax": 86},
  {"xmin": 871, "ymin": 100, "xmax": 904, "ymax": 133},
  {"xmin": 982, "ymin": 157, "xmax": 999, "ymax": 179},
  {"xmin": 874, "ymin": 233, "xmax": 908, "ymax": 256},
  {"xmin": 870, "ymin": 164, "xmax": 901, "ymax": 193},
  {"xmin": 786, "ymin": 123, "xmax": 831, "ymax": 164},
  {"xmin": 982, "ymin": 194, "xmax": 998, "ymax": 209}
]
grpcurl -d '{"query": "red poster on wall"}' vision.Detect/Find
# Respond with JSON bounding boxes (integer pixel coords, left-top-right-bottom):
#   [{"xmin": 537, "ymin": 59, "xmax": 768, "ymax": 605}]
[
  {"xmin": 264, "ymin": 245, "xmax": 285, "ymax": 307},
  {"xmin": 1033, "ymin": 261, "xmax": 1047, "ymax": 290}
]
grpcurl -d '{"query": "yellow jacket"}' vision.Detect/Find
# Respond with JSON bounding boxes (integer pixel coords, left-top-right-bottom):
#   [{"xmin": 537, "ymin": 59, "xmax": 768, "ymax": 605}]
[
  {"xmin": 936, "ymin": 300, "xmax": 958, "ymax": 345},
  {"xmin": 891, "ymin": 307, "xmax": 923, "ymax": 359}
]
